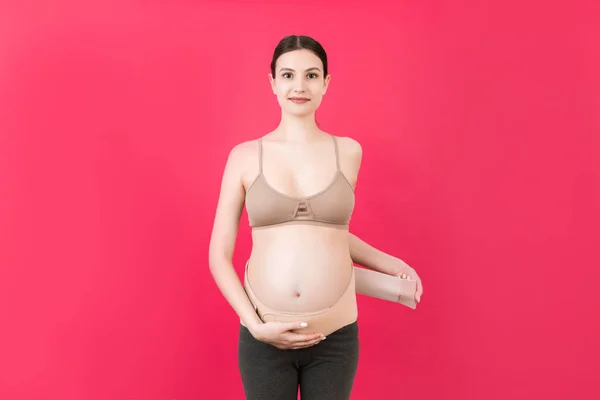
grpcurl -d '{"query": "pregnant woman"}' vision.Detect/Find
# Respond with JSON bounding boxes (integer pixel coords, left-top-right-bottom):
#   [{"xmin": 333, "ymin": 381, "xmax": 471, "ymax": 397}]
[{"xmin": 208, "ymin": 34, "xmax": 423, "ymax": 400}]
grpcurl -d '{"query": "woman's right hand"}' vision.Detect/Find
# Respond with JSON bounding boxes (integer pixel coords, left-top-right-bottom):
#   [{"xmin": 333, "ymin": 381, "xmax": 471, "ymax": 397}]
[{"xmin": 250, "ymin": 321, "xmax": 326, "ymax": 350}]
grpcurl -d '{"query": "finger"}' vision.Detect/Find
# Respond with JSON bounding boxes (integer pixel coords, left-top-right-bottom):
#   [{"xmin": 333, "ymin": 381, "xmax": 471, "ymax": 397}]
[
  {"xmin": 290, "ymin": 337, "xmax": 324, "ymax": 349},
  {"xmin": 282, "ymin": 322, "xmax": 308, "ymax": 332},
  {"xmin": 292, "ymin": 334, "xmax": 326, "ymax": 345},
  {"xmin": 290, "ymin": 339, "xmax": 323, "ymax": 349},
  {"xmin": 282, "ymin": 332, "xmax": 323, "ymax": 342},
  {"xmin": 290, "ymin": 343, "xmax": 316, "ymax": 350},
  {"xmin": 275, "ymin": 340, "xmax": 313, "ymax": 350},
  {"xmin": 416, "ymin": 281, "xmax": 423, "ymax": 302},
  {"xmin": 281, "ymin": 321, "xmax": 309, "ymax": 332}
]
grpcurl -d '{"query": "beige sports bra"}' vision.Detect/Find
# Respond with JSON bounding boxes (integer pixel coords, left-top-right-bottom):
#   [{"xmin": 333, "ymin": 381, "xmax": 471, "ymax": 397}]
[{"xmin": 245, "ymin": 136, "xmax": 355, "ymax": 229}]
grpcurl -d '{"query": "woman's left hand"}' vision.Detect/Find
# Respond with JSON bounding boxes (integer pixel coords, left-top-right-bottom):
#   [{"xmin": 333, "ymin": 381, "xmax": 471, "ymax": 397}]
[{"xmin": 392, "ymin": 259, "xmax": 423, "ymax": 303}]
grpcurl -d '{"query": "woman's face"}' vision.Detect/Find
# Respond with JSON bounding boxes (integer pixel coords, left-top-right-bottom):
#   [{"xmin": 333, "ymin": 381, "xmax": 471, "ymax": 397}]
[{"xmin": 269, "ymin": 49, "xmax": 331, "ymax": 117}]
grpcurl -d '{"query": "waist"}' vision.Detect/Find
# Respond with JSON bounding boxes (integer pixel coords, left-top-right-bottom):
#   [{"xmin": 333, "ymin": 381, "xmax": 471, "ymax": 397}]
[
  {"xmin": 251, "ymin": 223, "xmax": 349, "ymax": 256},
  {"xmin": 251, "ymin": 220, "xmax": 349, "ymax": 230}
]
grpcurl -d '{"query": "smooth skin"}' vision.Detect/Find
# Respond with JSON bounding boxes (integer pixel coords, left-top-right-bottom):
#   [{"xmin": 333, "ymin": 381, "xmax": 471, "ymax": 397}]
[{"xmin": 208, "ymin": 49, "xmax": 423, "ymax": 351}]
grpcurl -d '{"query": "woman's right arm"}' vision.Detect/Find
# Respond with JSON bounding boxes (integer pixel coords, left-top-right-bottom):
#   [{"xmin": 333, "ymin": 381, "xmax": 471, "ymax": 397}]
[
  {"xmin": 208, "ymin": 143, "xmax": 325, "ymax": 349},
  {"xmin": 208, "ymin": 144, "xmax": 264, "ymax": 331}
]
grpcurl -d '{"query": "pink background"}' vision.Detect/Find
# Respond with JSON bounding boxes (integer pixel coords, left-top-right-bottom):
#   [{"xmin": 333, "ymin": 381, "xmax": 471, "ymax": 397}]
[{"xmin": 1, "ymin": 1, "xmax": 599, "ymax": 399}]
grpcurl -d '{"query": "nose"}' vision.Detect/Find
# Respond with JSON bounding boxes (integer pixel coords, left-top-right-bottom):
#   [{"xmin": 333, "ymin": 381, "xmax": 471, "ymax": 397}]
[
  {"xmin": 293, "ymin": 78, "xmax": 307, "ymax": 93},
  {"xmin": 293, "ymin": 86, "xmax": 306, "ymax": 94}
]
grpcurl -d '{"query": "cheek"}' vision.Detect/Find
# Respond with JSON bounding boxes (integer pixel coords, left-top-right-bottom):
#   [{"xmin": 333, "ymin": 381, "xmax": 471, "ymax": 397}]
[
  {"xmin": 311, "ymin": 81, "xmax": 326, "ymax": 93},
  {"xmin": 275, "ymin": 82, "xmax": 290, "ymax": 96}
]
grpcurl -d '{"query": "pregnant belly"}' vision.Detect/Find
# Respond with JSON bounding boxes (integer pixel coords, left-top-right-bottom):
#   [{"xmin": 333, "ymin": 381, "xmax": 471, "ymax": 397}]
[{"xmin": 247, "ymin": 225, "xmax": 353, "ymax": 313}]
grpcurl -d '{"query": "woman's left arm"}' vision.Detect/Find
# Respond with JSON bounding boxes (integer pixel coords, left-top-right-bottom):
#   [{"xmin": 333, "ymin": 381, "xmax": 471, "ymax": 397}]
[
  {"xmin": 348, "ymin": 233, "xmax": 410, "ymax": 277},
  {"xmin": 348, "ymin": 233, "xmax": 423, "ymax": 302},
  {"xmin": 340, "ymin": 135, "xmax": 423, "ymax": 300}
]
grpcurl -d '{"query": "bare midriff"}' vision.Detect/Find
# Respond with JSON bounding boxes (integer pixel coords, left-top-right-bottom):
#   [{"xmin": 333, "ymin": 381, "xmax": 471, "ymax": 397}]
[{"xmin": 247, "ymin": 224, "xmax": 353, "ymax": 313}]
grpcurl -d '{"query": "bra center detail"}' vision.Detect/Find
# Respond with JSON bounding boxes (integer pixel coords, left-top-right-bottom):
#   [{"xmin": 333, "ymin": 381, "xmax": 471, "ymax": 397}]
[{"xmin": 293, "ymin": 200, "xmax": 312, "ymax": 219}]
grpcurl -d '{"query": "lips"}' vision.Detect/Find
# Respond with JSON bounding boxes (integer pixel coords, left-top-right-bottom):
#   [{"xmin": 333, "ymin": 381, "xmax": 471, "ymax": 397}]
[{"xmin": 289, "ymin": 97, "xmax": 310, "ymax": 103}]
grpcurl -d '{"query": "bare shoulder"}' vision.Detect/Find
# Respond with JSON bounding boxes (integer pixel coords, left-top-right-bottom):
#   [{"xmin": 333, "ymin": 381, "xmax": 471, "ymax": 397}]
[
  {"xmin": 223, "ymin": 139, "xmax": 261, "ymax": 189},
  {"xmin": 330, "ymin": 135, "xmax": 363, "ymax": 185},
  {"xmin": 227, "ymin": 139, "xmax": 259, "ymax": 162},
  {"xmin": 335, "ymin": 135, "xmax": 362, "ymax": 149},
  {"xmin": 222, "ymin": 139, "xmax": 259, "ymax": 172},
  {"xmin": 333, "ymin": 135, "xmax": 363, "ymax": 162}
]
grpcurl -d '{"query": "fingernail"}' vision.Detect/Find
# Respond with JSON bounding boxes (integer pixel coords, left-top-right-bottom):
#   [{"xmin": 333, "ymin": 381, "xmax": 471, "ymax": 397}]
[
  {"xmin": 300, "ymin": 322, "xmax": 308, "ymax": 327},
  {"xmin": 322, "ymin": 336, "xmax": 327, "ymax": 340}
]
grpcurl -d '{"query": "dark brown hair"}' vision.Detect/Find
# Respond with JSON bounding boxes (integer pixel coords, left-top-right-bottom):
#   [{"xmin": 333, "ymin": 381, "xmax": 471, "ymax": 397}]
[{"xmin": 270, "ymin": 35, "xmax": 329, "ymax": 78}]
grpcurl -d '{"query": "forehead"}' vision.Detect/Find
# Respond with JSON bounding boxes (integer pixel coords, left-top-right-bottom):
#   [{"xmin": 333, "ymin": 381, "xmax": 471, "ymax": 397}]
[{"xmin": 276, "ymin": 49, "xmax": 322, "ymax": 70}]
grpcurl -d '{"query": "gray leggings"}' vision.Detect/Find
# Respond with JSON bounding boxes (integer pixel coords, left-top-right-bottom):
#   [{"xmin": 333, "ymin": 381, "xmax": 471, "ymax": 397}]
[{"xmin": 238, "ymin": 321, "xmax": 360, "ymax": 400}]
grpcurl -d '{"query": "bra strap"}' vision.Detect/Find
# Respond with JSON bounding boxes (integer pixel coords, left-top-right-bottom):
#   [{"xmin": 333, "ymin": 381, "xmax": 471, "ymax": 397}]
[
  {"xmin": 258, "ymin": 137, "xmax": 263, "ymax": 173},
  {"xmin": 332, "ymin": 135, "xmax": 340, "ymax": 170}
]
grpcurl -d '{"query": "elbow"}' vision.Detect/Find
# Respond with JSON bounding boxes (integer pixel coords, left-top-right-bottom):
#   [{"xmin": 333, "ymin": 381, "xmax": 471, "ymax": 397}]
[
  {"xmin": 208, "ymin": 246, "xmax": 231, "ymax": 273},
  {"xmin": 208, "ymin": 251, "xmax": 222, "ymax": 272},
  {"xmin": 208, "ymin": 230, "xmax": 235, "ymax": 272},
  {"xmin": 208, "ymin": 256, "xmax": 219, "ymax": 272}
]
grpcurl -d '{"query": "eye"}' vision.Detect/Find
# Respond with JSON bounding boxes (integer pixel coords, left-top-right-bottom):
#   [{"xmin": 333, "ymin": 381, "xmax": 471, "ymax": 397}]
[
  {"xmin": 282, "ymin": 73, "xmax": 293, "ymax": 79},
  {"xmin": 307, "ymin": 73, "xmax": 319, "ymax": 79}
]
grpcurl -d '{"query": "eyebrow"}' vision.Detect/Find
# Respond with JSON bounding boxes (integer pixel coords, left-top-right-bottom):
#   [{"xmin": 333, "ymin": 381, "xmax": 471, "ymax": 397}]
[{"xmin": 279, "ymin": 67, "xmax": 321, "ymax": 72}]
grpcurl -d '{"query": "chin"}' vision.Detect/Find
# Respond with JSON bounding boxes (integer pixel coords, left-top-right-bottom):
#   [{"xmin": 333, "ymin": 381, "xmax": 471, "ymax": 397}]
[{"xmin": 286, "ymin": 109, "xmax": 316, "ymax": 118}]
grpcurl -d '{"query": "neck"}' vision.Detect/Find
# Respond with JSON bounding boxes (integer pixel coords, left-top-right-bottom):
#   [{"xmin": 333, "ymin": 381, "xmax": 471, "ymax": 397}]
[{"xmin": 273, "ymin": 112, "xmax": 323, "ymax": 142}]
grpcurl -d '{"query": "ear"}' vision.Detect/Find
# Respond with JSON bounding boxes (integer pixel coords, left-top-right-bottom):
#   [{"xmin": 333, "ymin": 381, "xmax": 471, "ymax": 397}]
[
  {"xmin": 268, "ymin": 73, "xmax": 276, "ymax": 95},
  {"xmin": 323, "ymin": 74, "xmax": 332, "ymax": 95}
]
